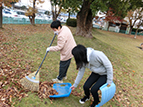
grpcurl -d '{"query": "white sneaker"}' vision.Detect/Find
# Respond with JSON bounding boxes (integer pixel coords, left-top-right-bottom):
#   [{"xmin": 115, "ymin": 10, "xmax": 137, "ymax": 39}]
[
  {"xmin": 63, "ymin": 76, "xmax": 67, "ymax": 80},
  {"xmin": 52, "ymin": 78, "xmax": 63, "ymax": 83},
  {"xmin": 79, "ymin": 96, "xmax": 90, "ymax": 104},
  {"xmin": 56, "ymin": 75, "xmax": 67, "ymax": 80}
]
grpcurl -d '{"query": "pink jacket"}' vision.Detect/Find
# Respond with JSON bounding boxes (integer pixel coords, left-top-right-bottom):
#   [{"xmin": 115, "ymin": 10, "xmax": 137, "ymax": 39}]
[{"xmin": 49, "ymin": 26, "xmax": 76, "ymax": 61}]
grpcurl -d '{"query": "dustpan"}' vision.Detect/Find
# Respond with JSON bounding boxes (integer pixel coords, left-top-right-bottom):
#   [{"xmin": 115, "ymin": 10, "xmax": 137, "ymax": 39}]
[
  {"xmin": 96, "ymin": 82, "xmax": 116, "ymax": 107},
  {"xmin": 49, "ymin": 83, "xmax": 72, "ymax": 98}
]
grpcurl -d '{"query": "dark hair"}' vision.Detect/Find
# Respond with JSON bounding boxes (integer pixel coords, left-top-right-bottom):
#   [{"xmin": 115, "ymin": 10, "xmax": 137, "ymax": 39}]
[
  {"xmin": 50, "ymin": 20, "xmax": 62, "ymax": 29},
  {"xmin": 72, "ymin": 44, "xmax": 88, "ymax": 70}
]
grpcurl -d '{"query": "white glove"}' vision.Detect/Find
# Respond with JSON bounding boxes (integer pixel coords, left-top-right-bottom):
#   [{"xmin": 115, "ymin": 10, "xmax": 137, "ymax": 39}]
[
  {"xmin": 54, "ymin": 31, "xmax": 58, "ymax": 35},
  {"xmin": 46, "ymin": 47, "xmax": 50, "ymax": 52}
]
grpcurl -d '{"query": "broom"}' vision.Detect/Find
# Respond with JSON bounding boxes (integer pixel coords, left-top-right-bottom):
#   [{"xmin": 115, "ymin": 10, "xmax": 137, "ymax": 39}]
[{"xmin": 20, "ymin": 34, "xmax": 57, "ymax": 91}]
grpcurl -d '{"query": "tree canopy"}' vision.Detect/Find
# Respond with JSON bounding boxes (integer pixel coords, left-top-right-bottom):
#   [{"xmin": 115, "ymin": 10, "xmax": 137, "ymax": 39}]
[
  {"xmin": 66, "ymin": 0, "xmax": 143, "ymax": 38},
  {"xmin": 0, "ymin": 0, "xmax": 19, "ymax": 28},
  {"xmin": 25, "ymin": 0, "xmax": 45, "ymax": 25},
  {"xmin": 1, "ymin": 0, "xmax": 18, "ymax": 7}
]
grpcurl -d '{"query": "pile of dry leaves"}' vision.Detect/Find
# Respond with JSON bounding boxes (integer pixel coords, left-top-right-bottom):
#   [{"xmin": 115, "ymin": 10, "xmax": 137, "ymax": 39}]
[
  {"xmin": 0, "ymin": 63, "xmax": 59, "ymax": 106},
  {"xmin": 38, "ymin": 81, "xmax": 58, "ymax": 99}
]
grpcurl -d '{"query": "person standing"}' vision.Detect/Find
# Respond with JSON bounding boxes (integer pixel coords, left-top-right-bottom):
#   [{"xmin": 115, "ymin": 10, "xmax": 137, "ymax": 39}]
[
  {"xmin": 46, "ymin": 20, "xmax": 76, "ymax": 83},
  {"xmin": 70, "ymin": 44, "xmax": 113, "ymax": 107}
]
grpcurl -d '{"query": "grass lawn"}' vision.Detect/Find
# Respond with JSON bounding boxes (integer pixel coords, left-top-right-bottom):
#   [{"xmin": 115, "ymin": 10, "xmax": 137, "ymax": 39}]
[{"xmin": 0, "ymin": 24, "xmax": 143, "ymax": 107}]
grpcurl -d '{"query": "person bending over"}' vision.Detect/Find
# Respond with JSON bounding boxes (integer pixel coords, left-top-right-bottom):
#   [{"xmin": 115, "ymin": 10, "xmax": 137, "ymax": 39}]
[{"xmin": 70, "ymin": 44, "xmax": 113, "ymax": 107}]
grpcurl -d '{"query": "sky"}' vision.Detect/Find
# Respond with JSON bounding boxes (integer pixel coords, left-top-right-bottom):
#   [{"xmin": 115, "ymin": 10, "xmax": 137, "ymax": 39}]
[{"xmin": 16, "ymin": 0, "xmax": 51, "ymax": 11}]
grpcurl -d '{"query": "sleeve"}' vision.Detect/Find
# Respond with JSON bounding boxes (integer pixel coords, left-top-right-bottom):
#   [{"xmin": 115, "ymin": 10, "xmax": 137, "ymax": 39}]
[
  {"xmin": 97, "ymin": 52, "xmax": 113, "ymax": 85},
  {"xmin": 49, "ymin": 34, "xmax": 66, "ymax": 52},
  {"xmin": 73, "ymin": 67, "xmax": 86, "ymax": 88}
]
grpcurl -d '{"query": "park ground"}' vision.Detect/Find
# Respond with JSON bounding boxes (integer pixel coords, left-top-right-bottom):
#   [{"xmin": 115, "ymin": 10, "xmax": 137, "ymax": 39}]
[{"xmin": 0, "ymin": 24, "xmax": 143, "ymax": 107}]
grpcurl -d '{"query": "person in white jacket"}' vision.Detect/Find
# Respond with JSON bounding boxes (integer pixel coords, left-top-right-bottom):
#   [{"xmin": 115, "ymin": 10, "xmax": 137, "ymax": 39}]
[{"xmin": 70, "ymin": 44, "xmax": 113, "ymax": 107}]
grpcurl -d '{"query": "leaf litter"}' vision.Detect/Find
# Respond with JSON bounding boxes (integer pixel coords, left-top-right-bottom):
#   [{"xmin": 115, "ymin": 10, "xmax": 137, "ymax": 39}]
[
  {"xmin": 0, "ymin": 63, "xmax": 59, "ymax": 106},
  {"xmin": 0, "ymin": 25, "xmax": 59, "ymax": 106},
  {"xmin": 1, "ymin": 24, "xmax": 142, "ymax": 106}
]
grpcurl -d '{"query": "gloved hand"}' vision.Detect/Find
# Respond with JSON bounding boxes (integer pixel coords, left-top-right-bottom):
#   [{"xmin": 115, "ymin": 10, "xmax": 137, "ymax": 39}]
[
  {"xmin": 46, "ymin": 47, "xmax": 50, "ymax": 52},
  {"xmin": 54, "ymin": 31, "xmax": 58, "ymax": 35}
]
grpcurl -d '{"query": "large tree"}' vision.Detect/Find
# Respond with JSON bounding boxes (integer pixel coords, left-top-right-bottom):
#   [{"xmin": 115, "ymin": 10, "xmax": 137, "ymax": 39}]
[
  {"xmin": 0, "ymin": 0, "xmax": 19, "ymax": 28},
  {"xmin": 25, "ymin": 0, "xmax": 45, "ymax": 25},
  {"xmin": 134, "ymin": 19, "xmax": 143, "ymax": 38},
  {"xmin": 48, "ymin": 0, "xmax": 108, "ymax": 38},
  {"xmin": 104, "ymin": 0, "xmax": 130, "ymax": 31},
  {"xmin": 76, "ymin": 0, "xmax": 109, "ymax": 38},
  {"xmin": 104, "ymin": 8, "xmax": 124, "ymax": 31},
  {"xmin": 49, "ymin": 0, "xmax": 108, "ymax": 38},
  {"xmin": 124, "ymin": 0, "xmax": 143, "ymax": 35},
  {"xmin": 50, "ymin": 0, "xmax": 63, "ymax": 21},
  {"xmin": 50, "ymin": 0, "xmax": 81, "ymax": 21},
  {"xmin": 64, "ymin": 0, "xmax": 124, "ymax": 38},
  {"xmin": 61, "ymin": 0, "xmax": 81, "ymax": 19},
  {"xmin": 68, "ymin": 0, "xmax": 143, "ymax": 38},
  {"xmin": 127, "ymin": 8, "xmax": 143, "ymax": 35}
]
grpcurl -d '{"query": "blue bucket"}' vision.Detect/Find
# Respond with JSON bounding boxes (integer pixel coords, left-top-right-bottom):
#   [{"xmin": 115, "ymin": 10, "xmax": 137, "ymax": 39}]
[{"xmin": 49, "ymin": 83, "xmax": 72, "ymax": 98}]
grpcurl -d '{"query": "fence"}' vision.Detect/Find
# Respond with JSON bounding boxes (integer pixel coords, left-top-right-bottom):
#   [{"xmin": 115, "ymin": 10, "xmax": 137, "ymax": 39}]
[
  {"xmin": 3, "ymin": 17, "xmax": 143, "ymax": 36},
  {"xmin": 93, "ymin": 24, "xmax": 143, "ymax": 36},
  {"xmin": 2, "ymin": 16, "xmax": 52, "ymax": 24},
  {"xmin": 120, "ymin": 30, "xmax": 143, "ymax": 36}
]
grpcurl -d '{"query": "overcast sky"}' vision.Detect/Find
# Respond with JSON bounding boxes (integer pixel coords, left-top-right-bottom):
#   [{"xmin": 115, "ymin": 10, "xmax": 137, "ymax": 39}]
[{"xmin": 17, "ymin": 0, "xmax": 51, "ymax": 11}]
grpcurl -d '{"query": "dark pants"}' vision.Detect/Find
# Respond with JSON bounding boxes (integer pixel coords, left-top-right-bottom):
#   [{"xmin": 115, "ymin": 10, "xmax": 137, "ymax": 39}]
[
  {"xmin": 83, "ymin": 72, "xmax": 107, "ymax": 104},
  {"xmin": 57, "ymin": 58, "xmax": 71, "ymax": 80}
]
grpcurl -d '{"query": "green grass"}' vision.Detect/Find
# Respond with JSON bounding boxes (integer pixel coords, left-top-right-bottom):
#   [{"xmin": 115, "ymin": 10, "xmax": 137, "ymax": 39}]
[{"xmin": 1, "ymin": 24, "xmax": 143, "ymax": 107}]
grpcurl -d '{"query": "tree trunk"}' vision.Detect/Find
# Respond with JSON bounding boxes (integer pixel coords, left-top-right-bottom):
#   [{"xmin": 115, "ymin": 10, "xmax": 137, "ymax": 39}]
[
  {"xmin": 29, "ymin": 15, "xmax": 35, "ymax": 25},
  {"xmin": 0, "ymin": 4, "xmax": 2, "ymax": 28},
  {"xmin": 129, "ymin": 26, "xmax": 133, "ymax": 35},
  {"xmin": 52, "ymin": 11, "xmax": 57, "ymax": 21},
  {"xmin": 75, "ymin": 0, "xmax": 94, "ymax": 38},
  {"xmin": 12, "ymin": 3, "xmax": 14, "ymax": 10},
  {"xmin": 107, "ymin": 22, "xmax": 110, "ymax": 31},
  {"xmin": 32, "ymin": 15, "xmax": 35, "ymax": 25},
  {"xmin": 134, "ymin": 27, "xmax": 139, "ymax": 38},
  {"xmin": 51, "ymin": 3, "xmax": 62, "ymax": 21},
  {"xmin": 30, "ymin": 0, "xmax": 36, "ymax": 25},
  {"xmin": 68, "ymin": 11, "xmax": 70, "ymax": 19}
]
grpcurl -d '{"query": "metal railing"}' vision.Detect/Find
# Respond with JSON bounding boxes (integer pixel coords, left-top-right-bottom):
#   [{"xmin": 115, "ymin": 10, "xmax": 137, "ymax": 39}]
[
  {"xmin": 120, "ymin": 30, "xmax": 143, "ymax": 36},
  {"xmin": 2, "ymin": 16, "xmax": 52, "ymax": 24}
]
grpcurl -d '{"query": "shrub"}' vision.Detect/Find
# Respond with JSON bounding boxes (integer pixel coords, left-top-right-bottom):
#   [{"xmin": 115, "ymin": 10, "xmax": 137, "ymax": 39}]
[{"xmin": 66, "ymin": 18, "xmax": 77, "ymax": 27}]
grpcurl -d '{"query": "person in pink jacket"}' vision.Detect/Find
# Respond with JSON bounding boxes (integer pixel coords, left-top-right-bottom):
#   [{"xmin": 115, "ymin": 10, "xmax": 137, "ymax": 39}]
[{"xmin": 46, "ymin": 20, "xmax": 76, "ymax": 83}]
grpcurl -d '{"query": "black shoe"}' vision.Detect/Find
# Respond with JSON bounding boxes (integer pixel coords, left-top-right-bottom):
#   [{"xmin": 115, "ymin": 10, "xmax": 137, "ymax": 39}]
[{"xmin": 79, "ymin": 96, "xmax": 89, "ymax": 104}]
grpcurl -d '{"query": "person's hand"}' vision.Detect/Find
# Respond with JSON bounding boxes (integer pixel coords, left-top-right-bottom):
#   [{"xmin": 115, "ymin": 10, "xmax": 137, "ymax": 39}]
[
  {"xmin": 46, "ymin": 47, "xmax": 50, "ymax": 52},
  {"xmin": 107, "ymin": 84, "xmax": 111, "ymax": 87},
  {"xmin": 70, "ymin": 85, "xmax": 75, "ymax": 90},
  {"xmin": 54, "ymin": 31, "xmax": 58, "ymax": 35}
]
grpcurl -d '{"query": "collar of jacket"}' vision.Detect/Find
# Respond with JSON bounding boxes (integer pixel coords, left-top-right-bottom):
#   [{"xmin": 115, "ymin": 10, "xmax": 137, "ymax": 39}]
[
  {"xmin": 58, "ymin": 26, "xmax": 64, "ymax": 34},
  {"xmin": 87, "ymin": 47, "xmax": 94, "ymax": 62}
]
